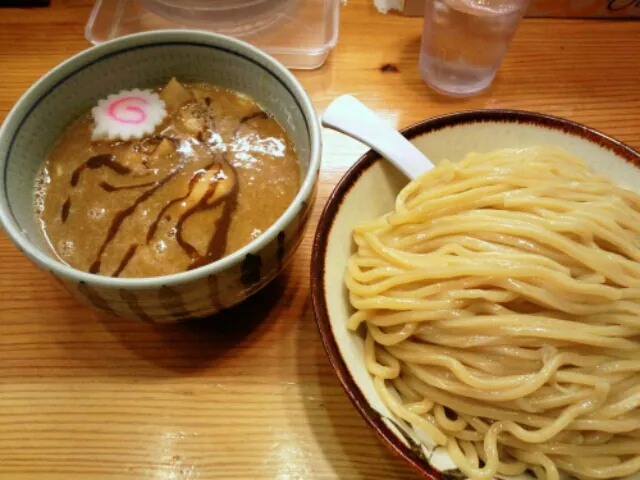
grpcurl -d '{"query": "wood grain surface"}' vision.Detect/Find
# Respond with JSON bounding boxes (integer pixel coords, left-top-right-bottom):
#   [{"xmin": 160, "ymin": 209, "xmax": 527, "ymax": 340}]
[{"xmin": 1, "ymin": 1, "xmax": 639, "ymax": 479}]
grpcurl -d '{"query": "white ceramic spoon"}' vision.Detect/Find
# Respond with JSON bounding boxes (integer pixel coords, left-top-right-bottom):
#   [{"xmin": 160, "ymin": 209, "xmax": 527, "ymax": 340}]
[{"xmin": 322, "ymin": 95, "xmax": 435, "ymax": 180}]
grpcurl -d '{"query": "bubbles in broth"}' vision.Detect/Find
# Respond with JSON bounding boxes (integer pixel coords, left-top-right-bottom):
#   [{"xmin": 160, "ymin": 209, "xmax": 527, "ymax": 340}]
[
  {"xmin": 33, "ymin": 167, "xmax": 50, "ymax": 215},
  {"xmin": 35, "ymin": 78, "xmax": 300, "ymax": 278}
]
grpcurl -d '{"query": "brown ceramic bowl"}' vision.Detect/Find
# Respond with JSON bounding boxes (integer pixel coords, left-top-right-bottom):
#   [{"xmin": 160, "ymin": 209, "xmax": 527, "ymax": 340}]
[{"xmin": 310, "ymin": 110, "xmax": 640, "ymax": 479}]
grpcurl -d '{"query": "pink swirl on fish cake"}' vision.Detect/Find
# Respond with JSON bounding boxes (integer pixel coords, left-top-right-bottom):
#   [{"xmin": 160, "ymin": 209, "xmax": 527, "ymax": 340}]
[{"xmin": 107, "ymin": 96, "xmax": 149, "ymax": 125}]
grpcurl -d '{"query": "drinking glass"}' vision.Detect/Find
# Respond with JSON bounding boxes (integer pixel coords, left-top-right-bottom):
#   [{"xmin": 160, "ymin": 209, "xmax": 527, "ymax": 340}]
[{"xmin": 419, "ymin": 0, "xmax": 530, "ymax": 96}]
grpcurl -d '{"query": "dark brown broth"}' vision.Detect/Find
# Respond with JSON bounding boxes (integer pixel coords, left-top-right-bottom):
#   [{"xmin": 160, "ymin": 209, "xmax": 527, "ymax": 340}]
[{"xmin": 36, "ymin": 82, "xmax": 300, "ymax": 278}]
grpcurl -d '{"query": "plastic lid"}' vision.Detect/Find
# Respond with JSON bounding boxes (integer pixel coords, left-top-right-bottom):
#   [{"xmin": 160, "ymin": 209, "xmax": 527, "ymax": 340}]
[{"xmin": 86, "ymin": 0, "xmax": 340, "ymax": 69}]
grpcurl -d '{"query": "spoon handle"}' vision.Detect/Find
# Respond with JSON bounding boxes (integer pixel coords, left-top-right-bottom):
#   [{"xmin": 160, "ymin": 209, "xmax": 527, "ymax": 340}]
[{"xmin": 322, "ymin": 95, "xmax": 434, "ymax": 180}]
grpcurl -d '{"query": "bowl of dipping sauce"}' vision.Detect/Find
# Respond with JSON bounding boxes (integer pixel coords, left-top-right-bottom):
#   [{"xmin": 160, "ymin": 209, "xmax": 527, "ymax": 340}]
[
  {"xmin": 0, "ymin": 30, "xmax": 321, "ymax": 322},
  {"xmin": 311, "ymin": 110, "xmax": 640, "ymax": 480}
]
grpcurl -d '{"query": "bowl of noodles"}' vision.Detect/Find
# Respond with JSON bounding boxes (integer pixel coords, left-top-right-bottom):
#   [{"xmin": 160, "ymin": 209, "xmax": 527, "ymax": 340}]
[{"xmin": 310, "ymin": 110, "xmax": 640, "ymax": 480}]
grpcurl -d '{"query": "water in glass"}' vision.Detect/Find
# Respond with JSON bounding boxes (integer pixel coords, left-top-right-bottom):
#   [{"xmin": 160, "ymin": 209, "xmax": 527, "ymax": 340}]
[{"xmin": 419, "ymin": 0, "xmax": 529, "ymax": 96}]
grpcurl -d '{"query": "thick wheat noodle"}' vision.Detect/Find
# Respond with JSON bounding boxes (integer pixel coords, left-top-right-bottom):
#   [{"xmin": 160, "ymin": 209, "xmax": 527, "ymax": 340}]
[{"xmin": 345, "ymin": 147, "xmax": 640, "ymax": 480}]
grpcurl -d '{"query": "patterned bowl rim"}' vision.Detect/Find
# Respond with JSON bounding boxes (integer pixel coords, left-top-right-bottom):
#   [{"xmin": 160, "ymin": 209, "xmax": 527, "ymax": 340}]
[
  {"xmin": 0, "ymin": 29, "xmax": 321, "ymax": 289},
  {"xmin": 310, "ymin": 109, "xmax": 640, "ymax": 479}
]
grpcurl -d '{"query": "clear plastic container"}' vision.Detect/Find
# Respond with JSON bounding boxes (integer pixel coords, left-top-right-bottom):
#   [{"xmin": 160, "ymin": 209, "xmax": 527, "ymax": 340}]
[{"xmin": 86, "ymin": 0, "xmax": 340, "ymax": 69}]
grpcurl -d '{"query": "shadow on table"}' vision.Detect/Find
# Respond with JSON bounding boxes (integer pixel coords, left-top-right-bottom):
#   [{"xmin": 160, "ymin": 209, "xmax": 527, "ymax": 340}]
[
  {"xmin": 56, "ymin": 270, "xmax": 290, "ymax": 377},
  {"xmin": 294, "ymin": 296, "xmax": 420, "ymax": 480}
]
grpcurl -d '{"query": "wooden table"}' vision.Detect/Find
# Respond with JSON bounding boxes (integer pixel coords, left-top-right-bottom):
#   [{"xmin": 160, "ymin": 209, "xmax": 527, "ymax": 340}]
[{"xmin": 1, "ymin": 1, "xmax": 639, "ymax": 478}]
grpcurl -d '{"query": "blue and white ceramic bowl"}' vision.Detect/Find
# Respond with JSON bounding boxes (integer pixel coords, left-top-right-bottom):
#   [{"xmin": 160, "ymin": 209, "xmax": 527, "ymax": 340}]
[{"xmin": 0, "ymin": 30, "xmax": 321, "ymax": 323}]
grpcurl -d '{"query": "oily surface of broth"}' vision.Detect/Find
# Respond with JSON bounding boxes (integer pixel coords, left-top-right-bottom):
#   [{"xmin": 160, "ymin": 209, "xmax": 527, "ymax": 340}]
[{"xmin": 36, "ymin": 80, "xmax": 300, "ymax": 278}]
